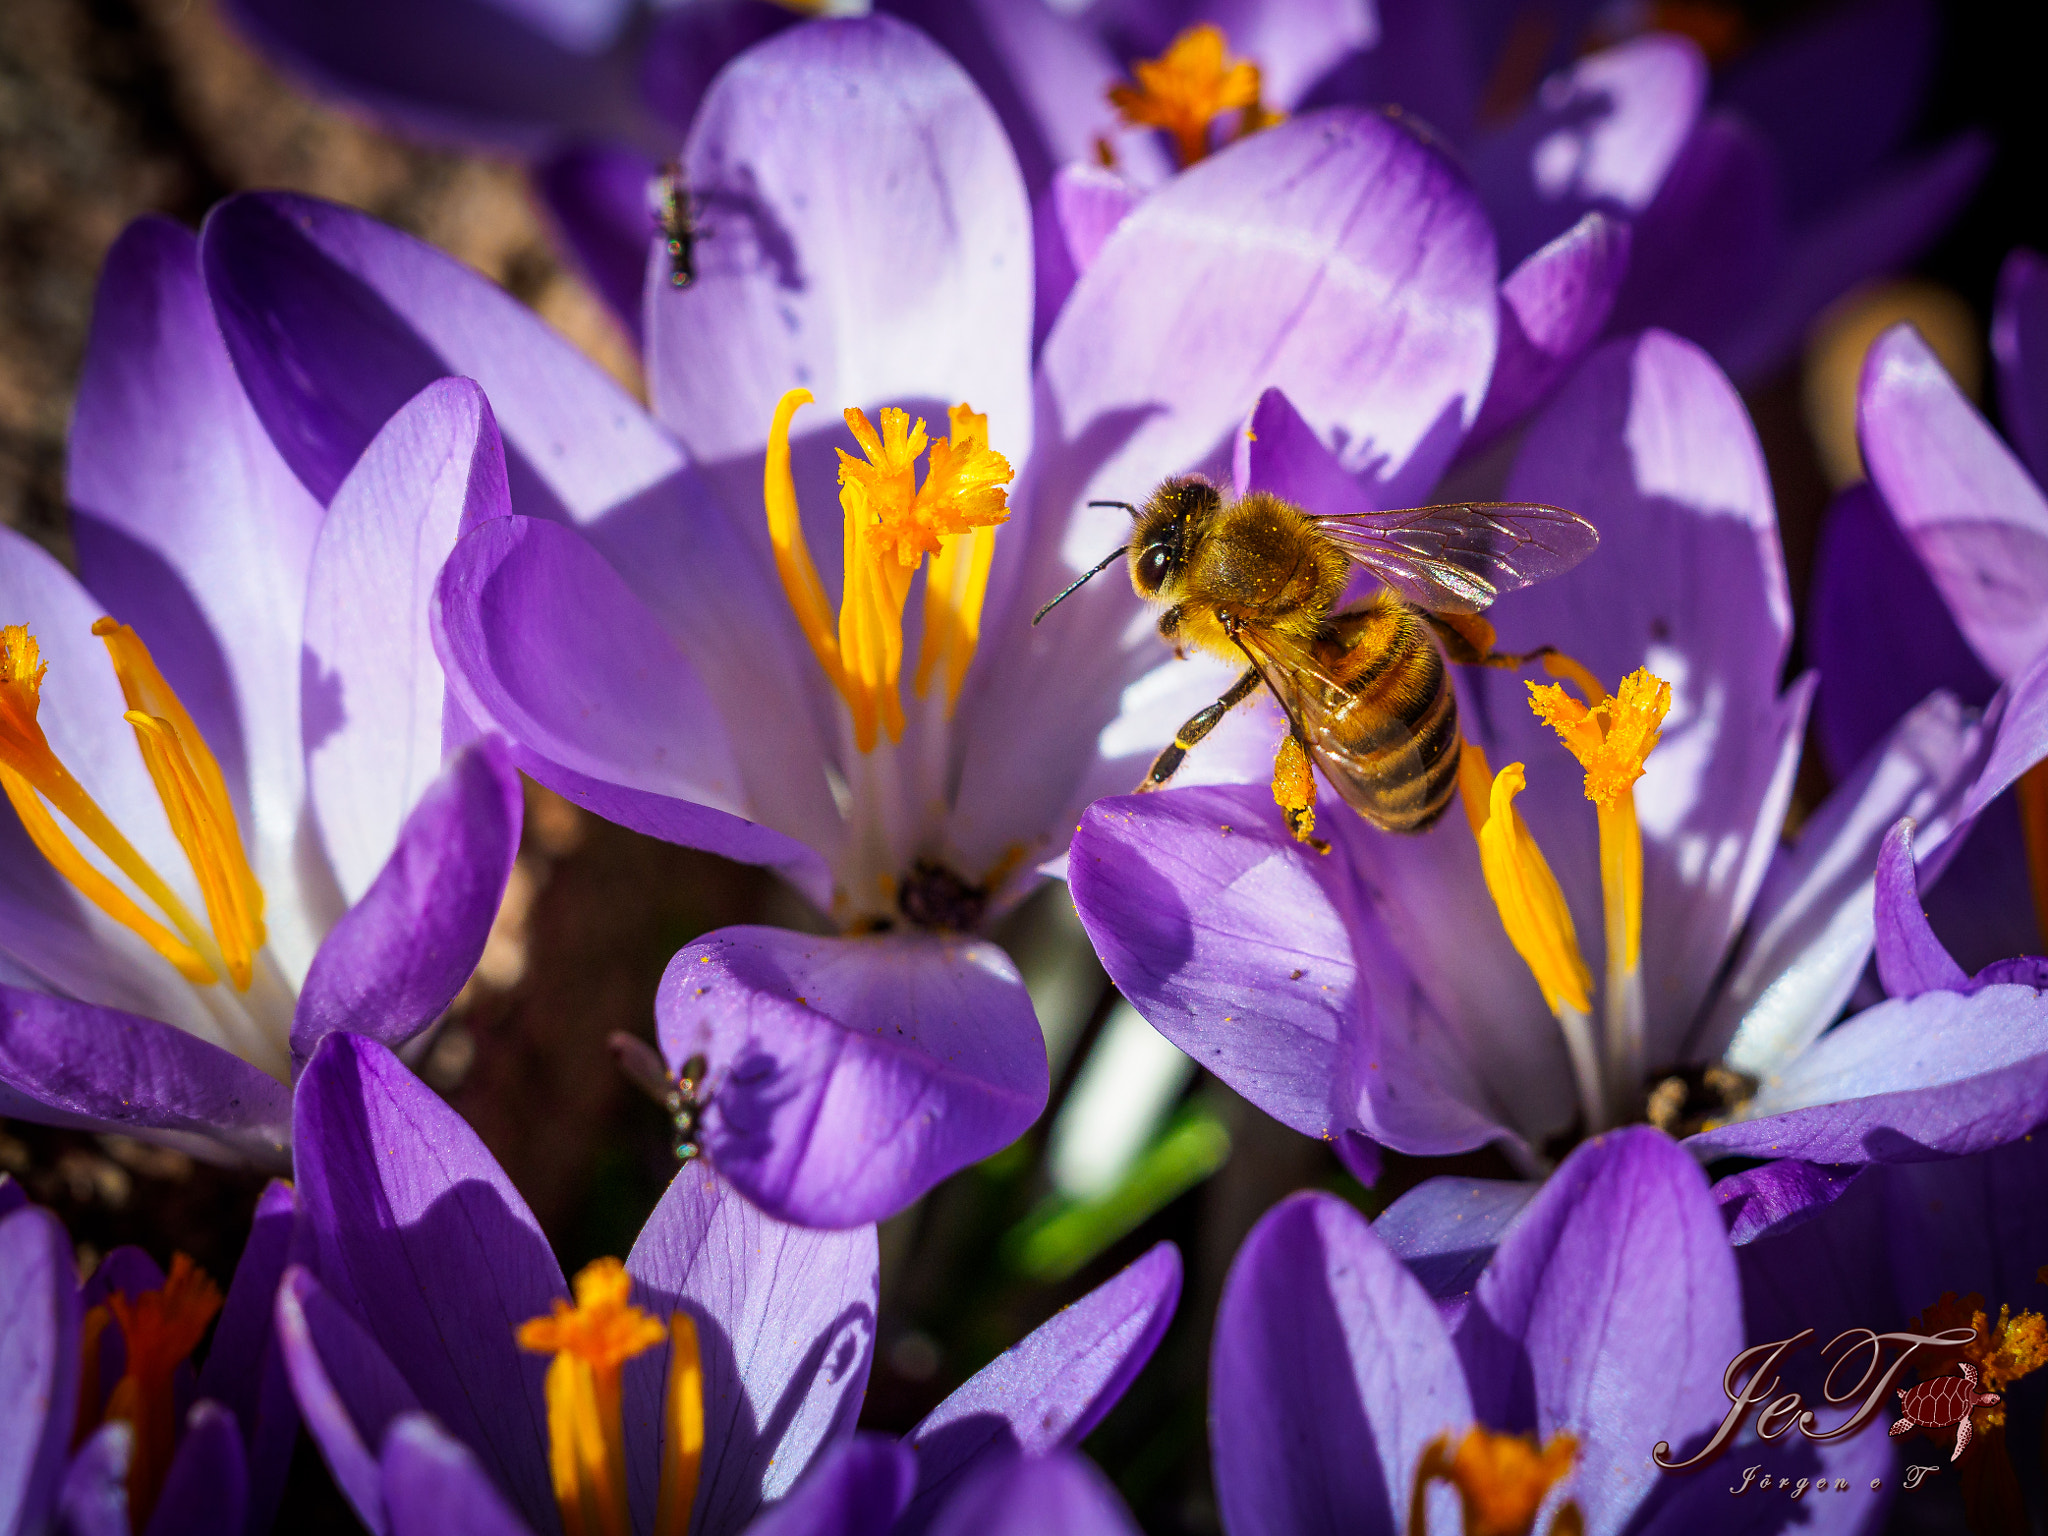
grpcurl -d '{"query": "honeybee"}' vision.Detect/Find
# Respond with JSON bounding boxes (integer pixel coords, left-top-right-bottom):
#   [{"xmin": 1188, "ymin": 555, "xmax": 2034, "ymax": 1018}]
[
  {"xmin": 653, "ymin": 167, "xmax": 699, "ymax": 288},
  {"xmin": 1033, "ymin": 476, "xmax": 1597, "ymax": 843}
]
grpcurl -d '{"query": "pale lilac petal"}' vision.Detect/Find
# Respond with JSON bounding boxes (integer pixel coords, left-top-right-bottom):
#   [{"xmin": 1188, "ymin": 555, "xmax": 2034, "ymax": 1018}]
[
  {"xmin": 147, "ymin": 1400, "xmax": 248, "ymax": 1536},
  {"xmin": 655, "ymin": 927, "xmax": 1047, "ymax": 1227},
  {"xmin": 959, "ymin": 105, "xmax": 1499, "ymax": 871},
  {"xmin": 1036, "ymin": 164, "xmax": 1141, "ymax": 345},
  {"xmin": 0, "ymin": 1204, "xmax": 80, "ymax": 1534},
  {"xmin": 1461, "ymin": 1127, "xmax": 1737, "ymax": 1536},
  {"xmin": 222, "ymin": 0, "xmax": 655, "ymax": 154},
  {"xmin": 1068, "ymin": 786, "xmax": 1512, "ymax": 1156},
  {"xmin": 649, "ymin": 14, "xmax": 1033, "ymax": 537},
  {"xmin": 1468, "ymin": 34, "xmax": 1706, "ymax": 268},
  {"xmin": 198, "ymin": 1179, "xmax": 298, "ymax": 1535},
  {"xmin": 69, "ymin": 217, "xmax": 329, "ymax": 975},
  {"xmin": 1872, "ymin": 818, "xmax": 1968, "ymax": 1000},
  {"xmin": 1690, "ymin": 985, "xmax": 2048, "ymax": 1165},
  {"xmin": 1373, "ymin": 1177, "xmax": 1537, "ymax": 1325},
  {"xmin": 1860, "ymin": 321, "xmax": 2048, "ymax": 681},
  {"xmin": 274, "ymin": 1264, "xmax": 422, "ymax": 1536},
  {"xmin": 1211, "ymin": 1191, "xmax": 1469, "ymax": 1536},
  {"xmin": 744, "ymin": 1436, "xmax": 914, "ymax": 1536},
  {"xmin": 924, "ymin": 1452, "xmax": 1139, "ymax": 1536},
  {"xmin": 1810, "ymin": 482, "xmax": 1996, "ymax": 779},
  {"xmin": 622, "ymin": 1163, "xmax": 878, "ymax": 1536},
  {"xmin": 903, "ymin": 1243, "xmax": 1179, "ymax": 1530},
  {"xmin": 292, "ymin": 738, "xmax": 523, "ymax": 1062},
  {"xmin": 382, "ymin": 1413, "xmax": 536, "ymax": 1536},
  {"xmin": 431, "ymin": 515, "xmax": 830, "ymax": 889},
  {"xmin": 1956, "ymin": 644, "xmax": 2048, "ymax": 827},
  {"xmin": 1993, "ymin": 246, "xmax": 2048, "ymax": 482},
  {"xmin": 54, "ymin": 1422, "xmax": 130, "ymax": 1536},
  {"xmin": 0, "ymin": 988, "xmax": 292, "ymax": 1166},
  {"xmin": 533, "ymin": 142, "xmax": 658, "ymax": 342},
  {"xmin": 1474, "ymin": 330, "xmax": 1800, "ymax": 1071},
  {"xmin": 292, "ymin": 1032, "xmax": 563, "ymax": 1531},
  {"xmin": 1466, "ymin": 212, "xmax": 1633, "ymax": 451},
  {"xmin": 1712, "ymin": 691, "xmax": 1986, "ymax": 1075},
  {"xmin": 304, "ymin": 376, "xmax": 509, "ymax": 905},
  {"xmin": 1717, "ymin": 133, "xmax": 1991, "ymax": 384}
]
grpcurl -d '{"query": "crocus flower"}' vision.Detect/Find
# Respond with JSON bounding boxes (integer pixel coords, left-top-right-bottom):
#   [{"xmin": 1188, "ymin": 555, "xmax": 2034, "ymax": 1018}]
[
  {"xmin": 1070, "ymin": 326, "xmax": 2048, "ymax": 1182},
  {"xmin": 193, "ymin": 14, "xmax": 1532, "ymax": 1225},
  {"xmin": 0, "ymin": 1172, "xmax": 300, "ymax": 1535},
  {"xmin": 0, "ymin": 220, "xmax": 523, "ymax": 1166},
  {"xmin": 1812, "ymin": 260, "xmax": 2048, "ymax": 974},
  {"xmin": 276, "ymin": 1031, "xmax": 1180, "ymax": 1536},
  {"xmin": 1212, "ymin": 1126, "xmax": 1886, "ymax": 1536}
]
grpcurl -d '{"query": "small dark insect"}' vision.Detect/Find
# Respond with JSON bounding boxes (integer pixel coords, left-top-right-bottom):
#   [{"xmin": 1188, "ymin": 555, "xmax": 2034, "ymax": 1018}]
[
  {"xmin": 610, "ymin": 1031, "xmax": 711, "ymax": 1161},
  {"xmin": 653, "ymin": 167, "xmax": 699, "ymax": 288}
]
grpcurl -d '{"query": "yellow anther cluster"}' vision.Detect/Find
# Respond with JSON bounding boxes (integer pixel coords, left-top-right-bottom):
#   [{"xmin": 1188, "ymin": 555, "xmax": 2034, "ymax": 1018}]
[
  {"xmin": 1527, "ymin": 668, "xmax": 1672, "ymax": 810},
  {"xmin": 1411, "ymin": 1427, "xmax": 1581, "ymax": 1536},
  {"xmin": 1909, "ymin": 1290, "xmax": 2048, "ymax": 1432},
  {"xmin": 1109, "ymin": 24, "xmax": 1275, "ymax": 168},
  {"xmin": 89, "ymin": 1254, "xmax": 225, "ymax": 1528},
  {"xmin": 0, "ymin": 620, "xmax": 266, "ymax": 989},
  {"xmin": 766, "ymin": 389, "xmax": 1012, "ymax": 754},
  {"xmin": 518, "ymin": 1258, "xmax": 704, "ymax": 1536}
]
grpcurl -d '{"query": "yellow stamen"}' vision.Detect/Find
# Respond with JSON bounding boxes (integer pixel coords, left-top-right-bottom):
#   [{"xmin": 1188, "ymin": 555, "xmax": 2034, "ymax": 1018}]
[
  {"xmin": 764, "ymin": 389, "xmax": 1012, "ymax": 754},
  {"xmin": 0, "ymin": 624, "xmax": 239, "ymax": 985},
  {"xmin": 1108, "ymin": 24, "xmax": 1275, "ymax": 169},
  {"xmin": 1465, "ymin": 753, "xmax": 1593, "ymax": 1017},
  {"xmin": 654, "ymin": 1312, "xmax": 704, "ymax": 1536},
  {"xmin": 102, "ymin": 1254, "xmax": 224, "ymax": 1527},
  {"xmin": 1409, "ymin": 1428, "xmax": 1581, "ymax": 1536},
  {"xmin": 1528, "ymin": 668, "xmax": 1671, "ymax": 980},
  {"xmin": 519, "ymin": 1259, "xmax": 668, "ymax": 1536},
  {"xmin": 2018, "ymin": 760, "xmax": 2048, "ymax": 952}
]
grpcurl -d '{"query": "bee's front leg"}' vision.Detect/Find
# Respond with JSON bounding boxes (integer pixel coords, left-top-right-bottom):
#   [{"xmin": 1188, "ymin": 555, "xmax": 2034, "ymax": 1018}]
[{"xmin": 1139, "ymin": 666, "xmax": 1262, "ymax": 792}]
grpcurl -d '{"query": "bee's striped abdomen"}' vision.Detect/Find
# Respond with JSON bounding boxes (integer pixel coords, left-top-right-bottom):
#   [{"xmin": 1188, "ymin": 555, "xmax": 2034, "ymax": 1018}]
[{"xmin": 1317, "ymin": 599, "xmax": 1461, "ymax": 833}]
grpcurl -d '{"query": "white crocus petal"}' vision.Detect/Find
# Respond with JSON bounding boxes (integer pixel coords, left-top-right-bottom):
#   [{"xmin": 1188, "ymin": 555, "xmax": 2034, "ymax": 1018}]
[{"xmin": 1049, "ymin": 1001, "xmax": 1196, "ymax": 1201}]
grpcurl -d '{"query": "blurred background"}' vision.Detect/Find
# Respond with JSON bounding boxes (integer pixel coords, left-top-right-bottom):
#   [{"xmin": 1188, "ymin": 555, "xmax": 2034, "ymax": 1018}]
[{"xmin": 2, "ymin": 1, "xmax": 2042, "ymax": 1529}]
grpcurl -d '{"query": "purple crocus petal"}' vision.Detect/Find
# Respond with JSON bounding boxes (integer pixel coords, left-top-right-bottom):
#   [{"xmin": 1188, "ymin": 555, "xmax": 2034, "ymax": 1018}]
[
  {"xmin": 1993, "ymin": 247, "xmax": 2048, "ymax": 482},
  {"xmin": 1882, "ymin": 1128, "xmax": 2048, "ymax": 1310},
  {"xmin": 1373, "ymin": 1177, "xmax": 1538, "ymax": 1325},
  {"xmin": 274, "ymin": 1264, "xmax": 423, "ymax": 1536},
  {"xmin": 0, "ymin": 1204, "xmax": 80, "ymax": 1534},
  {"xmin": 1871, "ymin": 818, "xmax": 1969, "ymax": 1000},
  {"xmin": 1460, "ymin": 1127, "xmax": 1737, "ymax": 1536},
  {"xmin": 902, "ymin": 1243, "xmax": 1179, "ymax": 1532},
  {"xmin": 1601, "ymin": 112, "xmax": 1781, "ymax": 360},
  {"xmin": 1956, "ymin": 646, "xmax": 2048, "ymax": 829},
  {"xmin": 1211, "ymin": 1191, "xmax": 1470, "ymax": 1536},
  {"xmin": 1810, "ymin": 482, "xmax": 1997, "ymax": 780},
  {"xmin": 743, "ymin": 1436, "xmax": 915, "ymax": 1536},
  {"xmin": 0, "ymin": 988, "xmax": 293, "ymax": 1166},
  {"xmin": 221, "ymin": 0, "xmax": 655, "ymax": 154},
  {"xmin": 1716, "ymin": 132, "xmax": 1991, "ymax": 385},
  {"xmin": 1334, "ymin": 1129, "xmax": 1382, "ymax": 1188},
  {"xmin": 304, "ymin": 376, "xmax": 509, "ymax": 905},
  {"xmin": 292, "ymin": 1032, "xmax": 563, "ymax": 1531},
  {"xmin": 650, "ymin": 14, "xmax": 1033, "ymax": 555},
  {"xmin": 54, "ymin": 1422, "xmax": 129, "ymax": 1536},
  {"xmin": 1467, "ymin": 34, "xmax": 1706, "ymax": 269},
  {"xmin": 381, "ymin": 1413, "xmax": 536, "ymax": 1536},
  {"xmin": 1717, "ymin": 0, "xmax": 1934, "ymax": 212},
  {"xmin": 1713, "ymin": 1158, "xmax": 1862, "ymax": 1247},
  {"xmin": 1860, "ymin": 321, "xmax": 2048, "ymax": 681},
  {"xmin": 1689, "ymin": 984, "xmax": 2048, "ymax": 1166},
  {"xmin": 622, "ymin": 1162, "xmax": 879, "ymax": 1536},
  {"xmin": 1476, "ymin": 330, "xmax": 1800, "ymax": 1072},
  {"xmin": 1628, "ymin": 1422, "xmax": 1891, "ymax": 1536},
  {"xmin": 146, "ymin": 1400, "xmax": 248, "ymax": 1536},
  {"xmin": 68, "ymin": 217, "xmax": 328, "ymax": 971},
  {"xmin": 923, "ymin": 1451, "xmax": 1140, "ymax": 1536},
  {"xmin": 532, "ymin": 142, "xmax": 658, "ymax": 344},
  {"xmin": 1233, "ymin": 386, "xmax": 1372, "ymax": 516},
  {"xmin": 198, "ymin": 1179, "xmax": 298, "ymax": 1536},
  {"xmin": 292, "ymin": 738, "xmax": 524, "ymax": 1062},
  {"xmin": 1035, "ymin": 163, "xmax": 1142, "ymax": 345},
  {"xmin": 1465, "ymin": 212, "xmax": 1633, "ymax": 452},
  {"xmin": 654, "ymin": 927, "xmax": 1047, "ymax": 1227},
  {"xmin": 431, "ymin": 515, "xmax": 830, "ymax": 895},
  {"xmin": 0, "ymin": 1176, "xmax": 21, "ymax": 1217}
]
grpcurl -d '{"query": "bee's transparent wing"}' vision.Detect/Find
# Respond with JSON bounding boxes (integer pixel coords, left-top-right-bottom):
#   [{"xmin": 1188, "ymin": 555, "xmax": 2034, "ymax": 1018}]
[{"xmin": 1312, "ymin": 501, "xmax": 1597, "ymax": 613}]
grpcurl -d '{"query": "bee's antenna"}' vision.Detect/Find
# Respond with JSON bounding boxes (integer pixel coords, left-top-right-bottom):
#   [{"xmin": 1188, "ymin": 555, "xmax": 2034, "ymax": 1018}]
[
  {"xmin": 1088, "ymin": 499, "xmax": 1141, "ymax": 519},
  {"xmin": 1032, "ymin": 547, "xmax": 1128, "ymax": 626}
]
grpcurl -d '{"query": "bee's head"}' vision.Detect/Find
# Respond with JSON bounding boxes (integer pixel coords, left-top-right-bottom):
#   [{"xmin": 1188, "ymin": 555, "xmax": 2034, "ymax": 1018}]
[{"xmin": 1128, "ymin": 475, "xmax": 1220, "ymax": 598}]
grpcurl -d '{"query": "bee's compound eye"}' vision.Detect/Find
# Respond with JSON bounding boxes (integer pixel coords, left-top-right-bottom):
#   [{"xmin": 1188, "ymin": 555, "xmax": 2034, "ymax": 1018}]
[{"xmin": 1138, "ymin": 545, "xmax": 1172, "ymax": 590}]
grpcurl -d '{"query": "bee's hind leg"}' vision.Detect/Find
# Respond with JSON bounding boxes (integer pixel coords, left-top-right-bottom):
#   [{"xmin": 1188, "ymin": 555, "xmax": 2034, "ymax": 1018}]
[
  {"xmin": 1272, "ymin": 729, "xmax": 1329, "ymax": 853},
  {"xmin": 1138, "ymin": 666, "xmax": 1261, "ymax": 792},
  {"xmin": 1426, "ymin": 612, "xmax": 1568, "ymax": 671}
]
